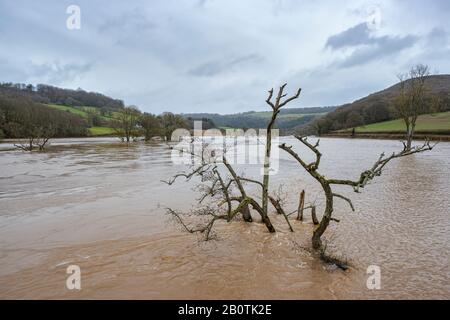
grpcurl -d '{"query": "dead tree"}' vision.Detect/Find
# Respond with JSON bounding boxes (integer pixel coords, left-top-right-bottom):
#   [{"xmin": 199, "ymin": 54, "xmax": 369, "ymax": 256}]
[
  {"xmin": 393, "ymin": 64, "xmax": 430, "ymax": 150},
  {"xmin": 163, "ymin": 147, "xmax": 270, "ymax": 239},
  {"xmin": 113, "ymin": 106, "xmax": 141, "ymax": 142},
  {"xmin": 280, "ymin": 135, "xmax": 435, "ymax": 250},
  {"xmin": 164, "ymin": 84, "xmax": 302, "ymax": 239},
  {"xmin": 14, "ymin": 125, "xmax": 54, "ymax": 152},
  {"xmin": 263, "ymin": 84, "xmax": 301, "ymax": 217}
]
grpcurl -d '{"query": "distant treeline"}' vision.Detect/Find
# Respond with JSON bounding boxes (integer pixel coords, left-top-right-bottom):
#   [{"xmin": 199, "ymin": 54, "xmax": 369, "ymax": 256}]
[
  {"xmin": 300, "ymin": 75, "xmax": 450, "ymax": 135},
  {"xmin": 0, "ymin": 83, "xmax": 124, "ymax": 139},
  {"xmin": 182, "ymin": 106, "xmax": 335, "ymax": 132},
  {"xmin": 0, "ymin": 82, "xmax": 218, "ymax": 141},
  {"xmin": 0, "ymin": 93, "xmax": 89, "ymax": 139},
  {"xmin": 0, "ymin": 82, "xmax": 124, "ymax": 112}
]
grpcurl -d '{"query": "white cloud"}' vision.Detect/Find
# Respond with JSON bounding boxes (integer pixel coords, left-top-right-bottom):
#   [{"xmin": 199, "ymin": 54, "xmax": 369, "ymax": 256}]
[{"xmin": 0, "ymin": 0, "xmax": 449, "ymax": 113}]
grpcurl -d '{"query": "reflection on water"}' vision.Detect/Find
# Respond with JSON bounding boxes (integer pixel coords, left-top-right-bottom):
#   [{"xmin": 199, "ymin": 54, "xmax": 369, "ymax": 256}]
[{"xmin": 0, "ymin": 137, "xmax": 449, "ymax": 299}]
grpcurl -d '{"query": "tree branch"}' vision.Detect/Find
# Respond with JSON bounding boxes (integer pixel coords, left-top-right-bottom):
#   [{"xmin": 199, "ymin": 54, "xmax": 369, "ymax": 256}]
[{"xmin": 333, "ymin": 193, "xmax": 355, "ymax": 211}]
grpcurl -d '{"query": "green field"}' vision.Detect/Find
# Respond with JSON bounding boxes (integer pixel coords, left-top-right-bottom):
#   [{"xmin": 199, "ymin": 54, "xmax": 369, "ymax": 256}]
[
  {"xmin": 344, "ymin": 112, "xmax": 450, "ymax": 133},
  {"xmin": 46, "ymin": 104, "xmax": 117, "ymax": 136},
  {"xmin": 47, "ymin": 104, "xmax": 115, "ymax": 121},
  {"xmin": 47, "ymin": 104, "xmax": 89, "ymax": 118},
  {"xmin": 88, "ymin": 126, "xmax": 116, "ymax": 136}
]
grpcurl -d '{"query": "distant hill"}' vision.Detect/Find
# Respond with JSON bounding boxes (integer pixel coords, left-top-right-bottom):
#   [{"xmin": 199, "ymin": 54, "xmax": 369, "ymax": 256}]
[
  {"xmin": 0, "ymin": 83, "xmax": 124, "ymax": 111},
  {"xmin": 341, "ymin": 111, "xmax": 450, "ymax": 134},
  {"xmin": 0, "ymin": 83, "xmax": 124, "ymax": 138},
  {"xmin": 182, "ymin": 106, "xmax": 336, "ymax": 133},
  {"xmin": 300, "ymin": 75, "xmax": 450, "ymax": 135}
]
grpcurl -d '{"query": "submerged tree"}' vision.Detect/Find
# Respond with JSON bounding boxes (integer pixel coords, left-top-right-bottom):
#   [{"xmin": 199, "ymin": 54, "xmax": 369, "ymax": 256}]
[
  {"xmin": 139, "ymin": 112, "xmax": 161, "ymax": 141},
  {"xmin": 164, "ymin": 82, "xmax": 436, "ymax": 265},
  {"xmin": 11, "ymin": 104, "xmax": 56, "ymax": 151},
  {"xmin": 113, "ymin": 106, "xmax": 141, "ymax": 142},
  {"xmin": 393, "ymin": 64, "xmax": 430, "ymax": 150},
  {"xmin": 164, "ymin": 84, "xmax": 302, "ymax": 238},
  {"xmin": 280, "ymin": 136, "xmax": 435, "ymax": 250},
  {"xmin": 159, "ymin": 112, "xmax": 189, "ymax": 142}
]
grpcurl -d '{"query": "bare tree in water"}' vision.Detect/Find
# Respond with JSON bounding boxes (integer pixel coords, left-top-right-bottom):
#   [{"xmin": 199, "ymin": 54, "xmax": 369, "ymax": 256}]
[
  {"xmin": 13, "ymin": 107, "xmax": 55, "ymax": 151},
  {"xmin": 393, "ymin": 64, "xmax": 430, "ymax": 150},
  {"xmin": 164, "ymin": 84, "xmax": 301, "ymax": 239},
  {"xmin": 280, "ymin": 136, "xmax": 436, "ymax": 250},
  {"xmin": 113, "ymin": 106, "xmax": 141, "ymax": 142},
  {"xmin": 164, "ymin": 82, "xmax": 436, "ymax": 266}
]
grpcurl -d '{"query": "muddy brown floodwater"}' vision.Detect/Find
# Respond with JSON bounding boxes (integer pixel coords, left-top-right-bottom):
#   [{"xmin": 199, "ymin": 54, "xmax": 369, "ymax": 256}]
[{"xmin": 0, "ymin": 137, "xmax": 449, "ymax": 299}]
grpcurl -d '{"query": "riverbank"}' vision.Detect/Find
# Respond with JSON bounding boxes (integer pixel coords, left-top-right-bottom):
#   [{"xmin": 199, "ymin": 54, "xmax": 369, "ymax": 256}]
[{"xmin": 323, "ymin": 132, "xmax": 450, "ymax": 142}]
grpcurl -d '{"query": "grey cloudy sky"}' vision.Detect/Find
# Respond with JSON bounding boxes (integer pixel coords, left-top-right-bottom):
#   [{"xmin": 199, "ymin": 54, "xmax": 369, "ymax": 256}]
[{"xmin": 1, "ymin": 0, "xmax": 449, "ymax": 114}]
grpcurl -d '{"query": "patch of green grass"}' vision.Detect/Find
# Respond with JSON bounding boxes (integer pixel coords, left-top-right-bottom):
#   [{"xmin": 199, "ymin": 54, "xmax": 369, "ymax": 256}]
[
  {"xmin": 46, "ymin": 104, "xmax": 89, "ymax": 118},
  {"xmin": 88, "ymin": 127, "xmax": 116, "ymax": 136},
  {"xmin": 343, "ymin": 112, "xmax": 450, "ymax": 133},
  {"xmin": 46, "ymin": 104, "xmax": 119, "ymax": 125}
]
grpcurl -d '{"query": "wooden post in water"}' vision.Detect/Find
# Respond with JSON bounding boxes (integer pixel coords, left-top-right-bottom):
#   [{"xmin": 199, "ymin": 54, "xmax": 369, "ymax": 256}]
[
  {"xmin": 311, "ymin": 205, "xmax": 319, "ymax": 225},
  {"xmin": 297, "ymin": 190, "xmax": 305, "ymax": 221}
]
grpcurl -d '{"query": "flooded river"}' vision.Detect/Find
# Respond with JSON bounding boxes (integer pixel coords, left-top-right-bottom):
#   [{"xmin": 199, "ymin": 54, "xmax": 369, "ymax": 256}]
[{"xmin": 0, "ymin": 137, "xmax": 449, "ymax": 299}]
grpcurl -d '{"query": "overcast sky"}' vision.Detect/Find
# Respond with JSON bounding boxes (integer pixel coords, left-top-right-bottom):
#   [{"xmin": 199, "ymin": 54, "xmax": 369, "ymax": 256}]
[{"xmin": 1, "ymin": 0, "xmax": 449, "ymax": 114}]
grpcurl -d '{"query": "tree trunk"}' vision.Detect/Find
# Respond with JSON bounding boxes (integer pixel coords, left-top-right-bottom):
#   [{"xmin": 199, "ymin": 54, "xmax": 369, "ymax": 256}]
[
  {"xmin": 240, "ymin": 204, "xmax": 252, "ymax": 222},
  {"xmin": 262, "ymin": 215, "xmax": 276, "ymax": 233},
  {"xmin": 311, "ymin": 206, "xmax": 319, "ymax": 225},
  {"xmin": 403, "ymin": 119, "xmax": 411, "ymax": 149},
  {"xmin": 262, "ymin": 129, "xmax": 272, "ymax": 217},
  {"xmin": 269, "ymin": 196, "xmax": 293, "ymax": 232},
  {"xmin": 312, "ymin": 181, "xmax": 333, "ymax": 250},
  {"xmin": 407, "ymin": 122, "xmax": 416, "ymax": 150},
  {"xmin": 406, "ymin": 128, "xmax": 412, "ymax": 150},
  {"xmin": 297, "ymin": 190, "xmax": 305, "ymax": 221}
]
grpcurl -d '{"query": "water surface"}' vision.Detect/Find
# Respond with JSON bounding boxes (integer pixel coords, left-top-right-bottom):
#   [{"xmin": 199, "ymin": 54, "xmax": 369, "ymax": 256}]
[{"xmin": 0, "ymin": 137, "xmax": 449, "ymax": 299}]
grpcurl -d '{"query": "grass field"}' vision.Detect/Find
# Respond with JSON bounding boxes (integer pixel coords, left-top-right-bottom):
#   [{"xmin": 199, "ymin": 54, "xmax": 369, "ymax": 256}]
[
  {"xmin": 47, "ymin": 104, "xmax": 115, "ymax": 136},
  {"xmin": 88, "ymin": 127, "xmax": 116, "ymax": 136},
  {"xmin": 46, "ymin": 104, "xmax": 117, "ymax": 136},
  {"xmin": 344, "ymin": 112, "xmax": 450, "ymax": 133},
  {"xmin": 46, "ymin": 104, "xmax": 115, "ymax": 122},
  {"xmin": 47, "ymin": 104, "xmax": 89, "ymax": 118}
]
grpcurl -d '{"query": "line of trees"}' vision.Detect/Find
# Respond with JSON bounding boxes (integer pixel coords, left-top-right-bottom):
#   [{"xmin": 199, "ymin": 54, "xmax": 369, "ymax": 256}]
[
  {"xmin": 0, "ymin": 97, "xmax": 193, "ymax": 149},
  {"xmin": 0, "ymin": 94, "xmax": 89, "ymax": 150},
  {"xmin": 181, "ymin": 108, "xmax": 332, "ymax": 133},
  {"xmin": 0, "ymin": 82, "xmax": 124, "ymax": 111},
  {"xmin": 112, "ymin": 108, "xmax": 189, "ymax": 143}
]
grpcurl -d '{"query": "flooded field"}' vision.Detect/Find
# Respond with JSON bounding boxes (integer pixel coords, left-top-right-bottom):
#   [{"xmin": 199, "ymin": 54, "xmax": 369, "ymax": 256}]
[{"xmin": 0, "ymin": 137, "xmax": 449, "ymax": 299}]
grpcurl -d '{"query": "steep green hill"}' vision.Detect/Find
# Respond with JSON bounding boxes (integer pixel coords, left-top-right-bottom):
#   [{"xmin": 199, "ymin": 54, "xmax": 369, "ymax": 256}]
[
  {"xmin": 303, "ymin": 75, "xmax": 450, "ymax": 135},
  {"xmin": 342, "ymin": 112, "xmax": 450, "ymax": 133}
]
